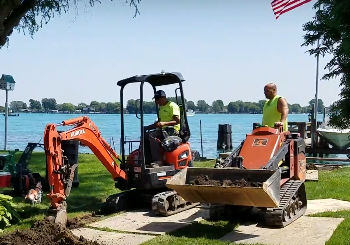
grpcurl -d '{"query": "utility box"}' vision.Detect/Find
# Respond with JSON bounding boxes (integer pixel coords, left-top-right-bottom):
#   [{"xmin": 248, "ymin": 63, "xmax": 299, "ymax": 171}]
[{"xmin": 0, "ymin": 74, "xmax": 16, "ymax": 91}]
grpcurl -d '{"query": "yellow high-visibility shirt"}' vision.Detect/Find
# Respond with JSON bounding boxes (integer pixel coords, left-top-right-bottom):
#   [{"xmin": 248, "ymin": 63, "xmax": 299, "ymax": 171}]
[
  {"xmin": 262, "ymin": 95, "xmax": 288, "ymax": 131},
  {"xmin": 159, "ymin": 101, "xmax": 180, "ymax": 132}
]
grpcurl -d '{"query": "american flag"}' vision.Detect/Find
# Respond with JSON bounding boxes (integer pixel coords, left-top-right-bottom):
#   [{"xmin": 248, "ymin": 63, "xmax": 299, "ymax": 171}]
[{"xmin": 271, "ymin": 0, "xmax": 312, "ymax": 19}]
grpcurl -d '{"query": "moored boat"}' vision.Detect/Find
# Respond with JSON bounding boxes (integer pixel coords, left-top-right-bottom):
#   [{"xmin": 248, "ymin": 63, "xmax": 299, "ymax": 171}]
[
  {"xmin": 186, "ymin": 109, "xmax": 195, "ymax": 117},
  {"xmin": 317, "ymin": 126, "xmax": 350, "ymax": 150},
  {"xmin": 2, "ymin": 113, "xmax": 19, "ymax": 116}
]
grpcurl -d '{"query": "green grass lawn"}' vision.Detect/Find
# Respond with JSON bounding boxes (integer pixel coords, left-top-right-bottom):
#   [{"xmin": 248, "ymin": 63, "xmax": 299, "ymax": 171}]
[
  {"xmin": 306, "ymin": 168, "xmax": 350, "ymax": 245},
  {"xmin": 1, "ymin": 152, "xmax": 350, "ymax": 245}
]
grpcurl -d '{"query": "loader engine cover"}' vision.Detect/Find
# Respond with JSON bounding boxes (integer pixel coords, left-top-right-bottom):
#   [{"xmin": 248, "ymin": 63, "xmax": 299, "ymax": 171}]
[
  {"xmin": 161, "ymin": 136, "xmax": 182, "ymax": 152},
  {"xmin": 239, "ymin": 127, "xmax": 285, "ymax": 169}
]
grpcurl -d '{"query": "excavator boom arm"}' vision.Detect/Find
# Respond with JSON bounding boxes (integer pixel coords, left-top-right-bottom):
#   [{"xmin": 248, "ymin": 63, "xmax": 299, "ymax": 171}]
[{"xmin": 44, "ymin": 116, "xmax": 127, "ymax": 209}]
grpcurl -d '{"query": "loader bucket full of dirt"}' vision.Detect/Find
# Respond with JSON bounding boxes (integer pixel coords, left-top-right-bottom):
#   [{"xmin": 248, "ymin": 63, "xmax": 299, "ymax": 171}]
[{"xmin": 166, "ymin": 168, "xmax": 281, "ymax": 208}]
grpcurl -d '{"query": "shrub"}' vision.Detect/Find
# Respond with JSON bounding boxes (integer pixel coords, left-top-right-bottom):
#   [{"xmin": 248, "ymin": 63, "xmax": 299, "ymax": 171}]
[{"xmin": 0, "ymin": 194, "xmax": 20, "ymax": 231}]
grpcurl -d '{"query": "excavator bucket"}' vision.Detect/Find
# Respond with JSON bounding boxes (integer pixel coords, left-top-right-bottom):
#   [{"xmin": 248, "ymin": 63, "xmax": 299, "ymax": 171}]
[{"xmin": 166, "ymin": 168, "xmax": 280, "ymax": 208}]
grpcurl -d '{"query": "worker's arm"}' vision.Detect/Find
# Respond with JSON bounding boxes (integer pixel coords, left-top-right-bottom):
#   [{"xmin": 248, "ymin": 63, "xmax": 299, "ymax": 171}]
[
  {"xmin": 155, "ymin": 115, "xmax": 180, "ymax": 128},
  {"xmin": 275, "ymin": 97, "xmax": 289, "ymax": 126}
]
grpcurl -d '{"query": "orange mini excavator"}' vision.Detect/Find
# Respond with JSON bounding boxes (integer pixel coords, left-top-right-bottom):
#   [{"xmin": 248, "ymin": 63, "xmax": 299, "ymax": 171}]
[
  {"xmin": 167, "ymin": 126, "xmax": 307, "ymax": 227},
  {"xmin": 44, "ymin": 72, "xmax": 195, "ymax": 226}
]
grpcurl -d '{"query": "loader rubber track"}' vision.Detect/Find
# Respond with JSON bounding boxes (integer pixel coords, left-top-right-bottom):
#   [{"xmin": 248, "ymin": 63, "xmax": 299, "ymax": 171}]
[
  {"xmin": 152, "ymin": 190, "xmax": 199, "ymax": 216},
  {"xmin": 263, "ymin": 180, "xmax": 307, "ymax": 227}
]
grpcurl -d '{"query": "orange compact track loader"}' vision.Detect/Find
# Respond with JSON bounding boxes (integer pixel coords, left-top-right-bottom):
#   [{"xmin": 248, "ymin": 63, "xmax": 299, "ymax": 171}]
[
  {"xmin": 44, "ymin": 72, "xmax": 195, "ymax": 226},
  {"xmin": 167, "ymin": 126, "xmax": 307, "ymax": 227}
]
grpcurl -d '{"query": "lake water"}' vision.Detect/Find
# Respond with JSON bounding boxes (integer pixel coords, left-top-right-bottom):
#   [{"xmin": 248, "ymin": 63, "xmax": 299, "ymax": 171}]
[{"xmin": 0, "ymin": 113, "xmax": 309, "ymax": 158}]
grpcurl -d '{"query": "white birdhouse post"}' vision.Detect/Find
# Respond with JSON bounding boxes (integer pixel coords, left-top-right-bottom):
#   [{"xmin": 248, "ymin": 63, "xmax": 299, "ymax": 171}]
[{"xmin": 0, "ymin": 74, "xmax": 16, "ymax": 150}]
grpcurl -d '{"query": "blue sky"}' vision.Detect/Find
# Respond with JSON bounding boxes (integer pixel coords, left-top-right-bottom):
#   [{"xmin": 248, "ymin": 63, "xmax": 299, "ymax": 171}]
[{"xmin": 0, "ymin": 0, "xmax": 341, "ymax": 107}]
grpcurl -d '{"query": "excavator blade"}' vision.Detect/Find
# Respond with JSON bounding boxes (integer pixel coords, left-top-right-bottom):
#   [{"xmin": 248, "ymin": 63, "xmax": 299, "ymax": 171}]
[
  {"xmin": 166, "ymin": 168, "xmax": 281, "ymax": 208},
  {"xmin": 55, "ymin": 209, "xmax": 67, "ymax": 227}
]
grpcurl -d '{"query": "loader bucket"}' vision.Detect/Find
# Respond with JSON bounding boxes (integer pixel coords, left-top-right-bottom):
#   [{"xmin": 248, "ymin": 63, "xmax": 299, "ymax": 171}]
[{"xmin": 166, "ymin": 168, "xmax": 280, "ymax": 208}]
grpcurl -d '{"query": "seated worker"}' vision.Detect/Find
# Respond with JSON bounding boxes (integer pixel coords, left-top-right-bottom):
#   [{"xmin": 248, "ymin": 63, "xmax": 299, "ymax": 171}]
[
  {"xmin": 144, "ymin": 90, "xmax": 181, "ymax": 166},
  {"xmin": 262, "ymin": 83, "xmax": 288, "ymax": 132}
]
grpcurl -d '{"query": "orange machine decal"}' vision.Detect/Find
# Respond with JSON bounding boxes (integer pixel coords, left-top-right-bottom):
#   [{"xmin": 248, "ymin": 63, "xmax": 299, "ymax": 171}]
[{"xmin": 252, "ymin": 138, "xmax": 268, "ymax": 146}]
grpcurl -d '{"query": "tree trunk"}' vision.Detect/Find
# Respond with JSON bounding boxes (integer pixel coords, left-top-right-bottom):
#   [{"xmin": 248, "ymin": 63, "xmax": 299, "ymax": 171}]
[{"xmin": 0, "ymin": 0, "xmax": 36, "ymax": 47}]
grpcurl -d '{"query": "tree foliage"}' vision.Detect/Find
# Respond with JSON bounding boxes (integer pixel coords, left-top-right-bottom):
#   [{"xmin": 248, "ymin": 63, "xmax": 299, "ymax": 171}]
[
  {"xmin": 303, "ymin": 0, "xmax": 350, "ymax": 128},
  {"xmin": 6, "ymin": 97, "xmax": 316, "ymax": 114},
  {"xmin": 9, "ymin": 100, "xmax": 27, "ymax": 112},
  {"xmin": 143, "ymin": 101, "xmax": 156, "ymax": 114},
  {"xmin": 0, "ymin": 0, "xmax": 140, "ymax": 47},
  {"xmin": 290, "ymin": 103, "xmax": 302, "ymax": 114},
  {"xmin": 227, "ymin": 101, "xmax": 240, "ymax": 113},
  {"xmin": 212, "ymin": 100, "xmax": 225, "ymax": 113},
  {"xmin": 58, "ymin": 102, "xmax": 75, "ymax": 113},
  {"xmin": 308, "ymin": 98, "xmax": 325, "ymax": 113},
  {"xmin": 29, "ymin": 99, "xmax": 41, "ymax": 111},
  {"xmin": 186, "ymin": 101, "xmax": 196, "ymax": 111},
  {"xmin": 41, "ymin": 97, "xmax": 57, "ymax": 111},
  {"xmin": 126, "ymin": 99, "xmax": 138, "ymax": 114},
  {"xmin": 197, "ymin": 100, "xmax": 209, "ymax": 113},
  {"xmin": 76, "ymin": 102, "xmax": 87, "ymax": 110},
  {"xmin": 106, "ymin": 102, "xmax": 121, "ymax": 113}
]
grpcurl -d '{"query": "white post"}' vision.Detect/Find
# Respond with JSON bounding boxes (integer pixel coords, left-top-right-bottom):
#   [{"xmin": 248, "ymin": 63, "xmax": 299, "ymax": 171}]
[
  {"xmin": 4, "ymin": 89, "xmax": 8, "ymax": 150},
  {"xmin": 313, "ymin": 39, "xmax": 320, "ymax": 147},
  {"xmin": 313, "ymin": 3, "xmax": 321, "ymax": 148}
]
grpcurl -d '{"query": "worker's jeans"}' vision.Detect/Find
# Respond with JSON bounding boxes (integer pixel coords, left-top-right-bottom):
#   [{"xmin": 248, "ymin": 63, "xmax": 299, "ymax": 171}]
[{"xmin": 144, "ymin": 127, "xmax": 178, "ymax": 165}]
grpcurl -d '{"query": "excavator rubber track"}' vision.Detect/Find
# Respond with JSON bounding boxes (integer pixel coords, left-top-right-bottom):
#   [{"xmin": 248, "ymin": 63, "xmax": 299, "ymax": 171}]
[
  {"xmin": 152, "ymin": 190, "xmax": 199, "ymax": 216},
  {"xmin": 263, "ymin": 180, "xmax": 307, "ymax": 227}
]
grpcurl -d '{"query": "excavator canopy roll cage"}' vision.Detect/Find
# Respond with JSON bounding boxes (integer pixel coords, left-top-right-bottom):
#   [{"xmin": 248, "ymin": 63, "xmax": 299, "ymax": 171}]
[
  {"xmin": 117, "ymin": 72, "xmax": 185, "ymax": 87},
  {"xmin": 117, "ymin": 72, "xmax": 190, "ymax": 168}
]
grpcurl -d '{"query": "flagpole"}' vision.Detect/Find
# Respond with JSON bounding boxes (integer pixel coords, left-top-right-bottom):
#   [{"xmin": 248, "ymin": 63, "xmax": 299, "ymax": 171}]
[
  {"xmin": 315, "ymin": 39, "xmax": 320, "ymax": 141},
  {"xmin": 312, "ymin": 5, "xmax": 321, "ymax": 149}
]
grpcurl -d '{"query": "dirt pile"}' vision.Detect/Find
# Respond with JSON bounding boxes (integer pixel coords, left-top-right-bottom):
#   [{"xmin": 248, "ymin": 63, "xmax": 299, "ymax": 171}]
[
  {"xmin": 189, "ymin": 175, "xmax": 262, "ymax": 187},
  {"xmin": 0, "ymin": 220, "xmax": 99, "ymax": 245}
]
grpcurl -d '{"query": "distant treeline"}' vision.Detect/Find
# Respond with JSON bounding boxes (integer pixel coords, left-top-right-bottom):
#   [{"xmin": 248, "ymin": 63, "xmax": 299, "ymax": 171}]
[{"xmin": 0, "ymin": 98, "xmax": 325, "ymax": 114}]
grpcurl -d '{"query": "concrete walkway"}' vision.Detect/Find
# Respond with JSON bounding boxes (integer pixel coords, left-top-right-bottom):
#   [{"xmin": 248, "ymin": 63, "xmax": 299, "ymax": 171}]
[
  {"xmin": 72, "ymin": 207, "xmax": 205, "ymax": 245},
  {"xmin": 306, "ymin": 198, "xmax": 350, "ymax": 215},
  {"xmin": 71, "ymin": 199, "xmax": 350, "ymax": 245},
  {"xmin": 220, "ymin": 216, "xmax": 343, "ymax": 245},
  {"xmin": 89, "ymin": 207, "xmax": 205, "ymax": 235},
  {"xmin": 71, "ymin": 228, "xmax": 155, "ymax": 245}
]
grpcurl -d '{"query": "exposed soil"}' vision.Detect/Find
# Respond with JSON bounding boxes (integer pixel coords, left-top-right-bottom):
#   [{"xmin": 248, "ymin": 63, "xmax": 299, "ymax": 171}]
[
  {"xmin": 0, "ymin": 219, "xmax": 100, "ymax": 245},
  {"xmin": 67, "ymin": 214, "xmax": 100, "ymax": 229},
  {"xmin": 306, "ymin": 163, "xmax": 318, "ymax": 170},
  {"xmin": 315, "ymin": 164, "xmax": 343, "ymax": 171},
  {"xmin": 189, "ymin": 175, "xmax": 263, "ymax": 187},
  {"xmin": 307, "ymin": 163, "xmax": 344, "ymax": 171}
]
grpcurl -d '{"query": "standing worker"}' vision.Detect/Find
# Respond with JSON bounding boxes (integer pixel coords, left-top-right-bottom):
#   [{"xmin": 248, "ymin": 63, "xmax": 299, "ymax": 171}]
[{"xmin": 262, "ymin": 83, "xmax": 289, "ymax": 131}]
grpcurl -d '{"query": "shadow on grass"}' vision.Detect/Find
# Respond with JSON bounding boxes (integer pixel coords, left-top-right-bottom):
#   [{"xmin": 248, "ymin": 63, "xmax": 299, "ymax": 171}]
[
  {"xmin": 167, "ymin": 206, "xmax": 263, "ymax": 240},
  {"xmin": 169, "ymin": 220, "xmax": 239, "ymax": 240},
  {"xmin": 20, "ymin": 204, "xmax": 48, "ymax": 218},
  {"xmin": 68, "ymin": 195, "xmax": 109, "ymax": 212}
]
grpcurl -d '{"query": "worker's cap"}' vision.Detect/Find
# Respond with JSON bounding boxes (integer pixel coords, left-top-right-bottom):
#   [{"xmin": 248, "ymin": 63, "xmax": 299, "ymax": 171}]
[{"xmin": 153, "ymin": 90, "xmax": 166, "ymax": 99}]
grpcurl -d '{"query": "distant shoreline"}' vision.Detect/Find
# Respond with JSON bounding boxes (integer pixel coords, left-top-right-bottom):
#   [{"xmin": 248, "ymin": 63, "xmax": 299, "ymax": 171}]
[{"xmin": 0, "ymin": 112, "xmax": 311, "ymax": 115}]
